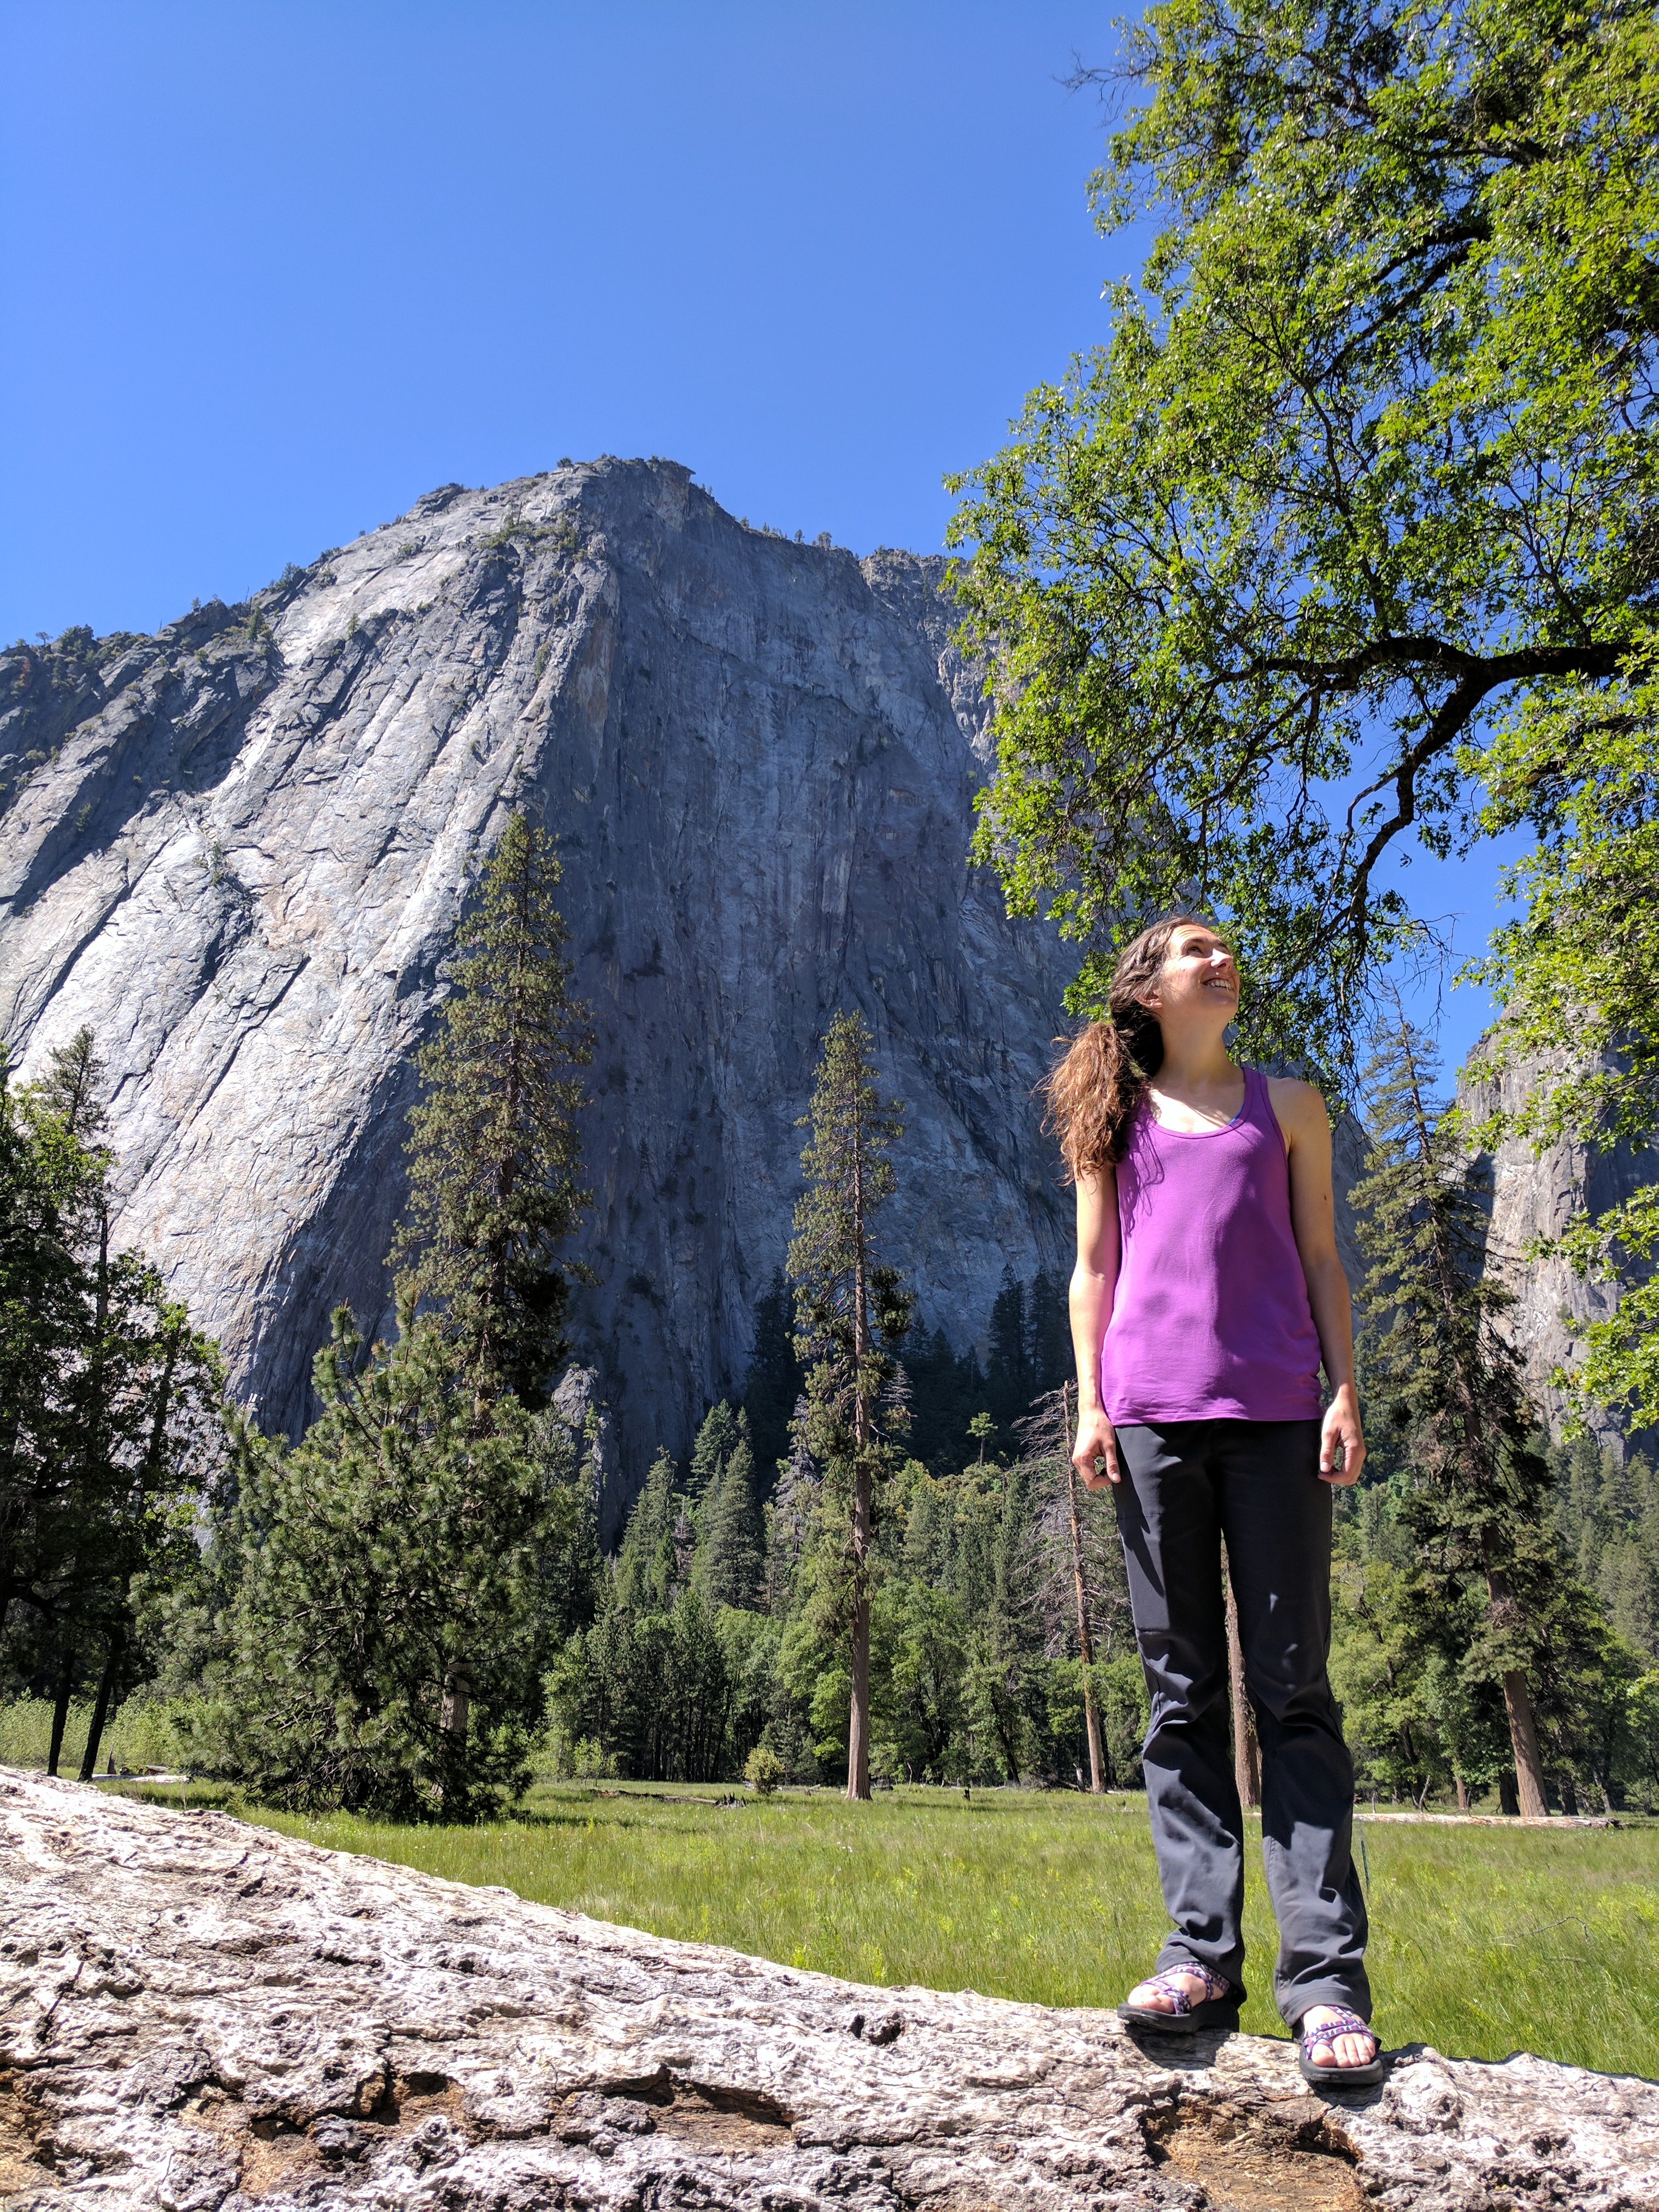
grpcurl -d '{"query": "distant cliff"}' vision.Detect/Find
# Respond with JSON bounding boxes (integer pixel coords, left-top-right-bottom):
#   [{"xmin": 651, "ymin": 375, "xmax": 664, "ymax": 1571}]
[
  {"xmin": 4, "ymin": 458, "xmax": 1642, "ymax": 1514},
  {"xmin": 1458, "ymin": 1053, "xmax": 1658, "ymax": 1448},
  {"xmin": 0, "ymin": 461, "xmax": 1078, "ymax": 1519}
]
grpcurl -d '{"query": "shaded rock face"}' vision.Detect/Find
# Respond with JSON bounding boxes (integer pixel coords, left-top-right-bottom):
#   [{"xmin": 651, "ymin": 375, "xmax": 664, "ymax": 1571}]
[
  {"xmin": 4, "ymin": 1770, "xmax": 1657, "ymax": 2212},
  {"xmin": 0, "ymin": 462, "xmax": 1076, "ymax": 1513},
  {"xmin": 1458, "ymin": 1056, "xmax": 1659, "ymax": 1448}
]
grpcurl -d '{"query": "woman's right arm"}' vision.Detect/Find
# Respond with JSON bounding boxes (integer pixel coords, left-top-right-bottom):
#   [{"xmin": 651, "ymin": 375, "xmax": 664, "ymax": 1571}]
[{"xmin": 1070, "ymin": 1167, "xmax": 1122, "ymax": 1489}]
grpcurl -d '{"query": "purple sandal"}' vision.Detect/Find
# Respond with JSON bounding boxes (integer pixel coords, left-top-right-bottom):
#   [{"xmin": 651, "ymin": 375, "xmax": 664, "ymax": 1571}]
[
  {"xmin": 1297, "ymin": 2008, "xmax": 1384, "ymax": 2086},
  {"xmin": 1117, "ymin": 1960, "xmax": 1240, "ymax": 2035}
]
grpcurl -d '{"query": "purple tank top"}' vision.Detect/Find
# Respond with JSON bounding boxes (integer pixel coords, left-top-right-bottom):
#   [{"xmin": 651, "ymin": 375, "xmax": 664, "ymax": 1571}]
[{"xmin": 1099, "ymin": 1064, "xmax": 1323, "ymax": 1425}]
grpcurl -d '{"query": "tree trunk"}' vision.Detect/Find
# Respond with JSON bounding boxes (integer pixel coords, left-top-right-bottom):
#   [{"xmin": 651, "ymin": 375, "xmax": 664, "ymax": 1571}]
[
  {"xmin": 1498, "ymin": 1769, "xmax": 1520, "ymax": 1817},
  {"xmin": 1497, "ymin": 1666, "xmax": 1549, "ymax": 1818},
  {"xmin": 1062, "ymin": 1388, "xmax": 1107, "ymax": 1793},
  {"xmin": 846, "ymin": 1115, "xmax": 872, "ymax": 1804},
  {"xmin": 846, "ymin": 1460, "xmax": 873, "ymax": 1801},
  {"xmin": 1222, "ymin": 1547, "xmax": 1261, "ymax": 1812},
  {"xmin": 78, "ymin": 1630, "xmax": 123, "ymax": 1783},
  {"xmin": 48, "ymin": 1645, "xmax": 74, "ymax": 1778},
  {"xmin": 1480, "ymin": 1535, "xmax": 1549, "ymax": 1817},
  {"xmin": 1454, "ymin": 1772, "xmax": 1470, "ymax": 1813},
  {"xmin": 439, "ymin": 1662, "xmax": 472, "ymax": 1816},
  {"xmin": 441, "ymin": 1664, "xmax": 471, "ymax": 1746}
]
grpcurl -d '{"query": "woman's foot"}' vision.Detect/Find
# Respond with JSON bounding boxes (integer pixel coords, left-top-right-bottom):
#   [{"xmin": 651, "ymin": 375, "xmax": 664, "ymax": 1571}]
[
  {"xmin": 1297, "ymin": 2006, "xmax": 1382, "ymax": 2083},
  {"xmin": 1117, "ymin": 1961, "xmax": 1239, "ymax": 2033},
  {"xmin": 1125, "ymin": 1964, "xmax": 1220, "ymax": 2015}
]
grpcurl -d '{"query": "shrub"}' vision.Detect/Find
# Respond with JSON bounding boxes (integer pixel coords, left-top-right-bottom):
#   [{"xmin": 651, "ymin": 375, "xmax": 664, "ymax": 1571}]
[{"xmin": 745, "ymin": 1743, "xmax": 784, "ymax": 1795}]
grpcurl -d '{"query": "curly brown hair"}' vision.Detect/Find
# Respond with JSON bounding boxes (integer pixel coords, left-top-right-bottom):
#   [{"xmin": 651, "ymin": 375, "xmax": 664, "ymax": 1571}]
[{"xmin": 1042, "ymin": 915, "xmax": 1221, "ymax": 1183}]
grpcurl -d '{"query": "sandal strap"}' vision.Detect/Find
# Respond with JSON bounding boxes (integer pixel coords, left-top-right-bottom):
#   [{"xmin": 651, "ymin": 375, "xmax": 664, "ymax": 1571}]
[
  {"xmin": 1299, "ymin": 2008, "xmax": 1374, "ymax": 2051},
  {"xmin": 1141, "ymin": 1962, "xmax": 1232, "ymax": 2014}
]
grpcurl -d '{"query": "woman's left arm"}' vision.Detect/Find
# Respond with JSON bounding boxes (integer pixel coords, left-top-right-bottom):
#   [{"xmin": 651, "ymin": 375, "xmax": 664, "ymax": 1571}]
[{"xmin": 1272, "ymin": 1078, "xmax": 1366, "ymax": 1487}]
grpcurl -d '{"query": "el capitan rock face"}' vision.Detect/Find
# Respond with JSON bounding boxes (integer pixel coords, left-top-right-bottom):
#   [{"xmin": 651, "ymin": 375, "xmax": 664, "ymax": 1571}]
[
  {"xmin": 2, "ymin": 456, "xmax": 1639, "ymax": 1504},
  {"xmin": 3, "ymin": 1768, "xmax": 1657, "ymax": 2212},
  {"xmin": 0, "ymin": 462, "xmax": 1075, "ymax": 1510}
]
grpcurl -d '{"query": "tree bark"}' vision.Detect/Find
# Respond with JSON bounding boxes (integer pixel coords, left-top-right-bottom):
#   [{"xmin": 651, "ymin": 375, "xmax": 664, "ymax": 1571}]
[
  {"xmin": 846, "ymin": 1114, "xmax": 872, "ymax": 1803},
  {"xmin": 438, "ymin": 1661, "xmax": 472, "ymax": 1817},
  {"xmin": 1454, "ymin": 1772, "xmax": 1470, "ymax": 1813},
  {"xmin": 1498, "ymin": 1675, "xmax": 1550, "ymax": 1813},
  {"xmin": 1062, "ymin": 1387, "xmax": 1107, "ymax": 1793},
  {"xmin": 48, "ymin": 1645, "xmax": 74, "ymax": 1778},
  {"xmin": 1222, "ymin": 1548, "xmax": 1261, "ymax": 1812},
  {"xmin": 440, "ymin": 1664, "xmax": 470, "ymax": 1739},
  {"xmin": 1486, "ymin": 1553, "xmax": 1549, "ymax": 1817},
  {"xmin": 78, "ymin": 1628, "xmax": 123, "ymax": 1783}
]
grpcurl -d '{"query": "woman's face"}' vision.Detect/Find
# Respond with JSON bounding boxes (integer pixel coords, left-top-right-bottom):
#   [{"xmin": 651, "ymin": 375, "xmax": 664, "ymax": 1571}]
[{"xmin": 1146, "ymin": 923, "xmax": 1239, "ymax": 1019}]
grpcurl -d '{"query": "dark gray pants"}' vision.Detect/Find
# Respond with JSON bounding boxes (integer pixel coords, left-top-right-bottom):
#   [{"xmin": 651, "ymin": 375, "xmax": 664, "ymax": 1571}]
[{"xmin": 1114, "ymin": 1417, "xmax": 1369, "ymax": 2025}]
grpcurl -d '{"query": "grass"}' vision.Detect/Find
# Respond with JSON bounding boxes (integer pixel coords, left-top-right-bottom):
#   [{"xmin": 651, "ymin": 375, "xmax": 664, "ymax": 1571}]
[
  {"xmin": 96, "ymin": 1778, "xmax": 1659, "ymax": 2082},
  {"xmin": 0, "ymin": 1696, "xmax": 190, "ymax": 1776}
]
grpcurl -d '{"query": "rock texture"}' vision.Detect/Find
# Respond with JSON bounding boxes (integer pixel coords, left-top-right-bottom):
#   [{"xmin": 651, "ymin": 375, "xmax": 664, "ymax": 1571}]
[
  {"xmin": 1458, "ymin": 1056, "xmax": 1659, "ymax": 1446},
  {"xmin": 0, "ymin": 464, "xmax": 1076, "ymax": 1508},
  {"xmin": 2, "ymin": 1770, "xmax": 1655, "ymax": 2212}
]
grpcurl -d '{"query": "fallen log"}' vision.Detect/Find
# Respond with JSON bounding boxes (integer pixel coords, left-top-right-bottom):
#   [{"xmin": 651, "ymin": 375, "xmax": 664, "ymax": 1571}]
[{"xmin": 2, "ymin": 1768, "xmax": 1655, "ymax": 2210}]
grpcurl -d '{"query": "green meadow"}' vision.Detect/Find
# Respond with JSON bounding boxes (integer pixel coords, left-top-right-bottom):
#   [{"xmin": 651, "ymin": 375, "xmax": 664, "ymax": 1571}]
[{"xmin": 104, "ymin": 1777, "xmax": 1659, "ymax": 2082}]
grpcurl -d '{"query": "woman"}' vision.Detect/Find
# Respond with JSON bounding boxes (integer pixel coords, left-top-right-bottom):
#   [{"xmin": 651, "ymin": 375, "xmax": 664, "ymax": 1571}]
[{"xmin": 1052, "ymin": 914, "xmax": 1381, "ymax": 2084}]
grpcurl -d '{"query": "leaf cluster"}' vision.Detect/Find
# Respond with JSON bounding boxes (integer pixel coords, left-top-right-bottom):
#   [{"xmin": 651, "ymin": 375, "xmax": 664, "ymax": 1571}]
[{"xmin": 949, "ymin": 0, "xmax": 1659, "ymax": 1094}]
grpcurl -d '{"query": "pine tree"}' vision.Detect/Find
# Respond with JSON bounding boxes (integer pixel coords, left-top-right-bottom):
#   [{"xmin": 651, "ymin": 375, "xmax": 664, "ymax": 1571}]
[
  {"xmin": 985, "ymin": 1267, "xmax": 1032, "ymax": 1437},
  {"xmin": 899, "ymin": 1321, "xmax": 984, "ymax": 1472},
  {"xmin": 1550, "ymin": 1440, "xmax": 1659, "ymax": 1664},
  {"xmin": 687, "ymin": 1399, "xmax": 740, "ymax": 1504},
  {"xmin": 740, "ymin": 1271, "xmax": 804, "ymax": 1487},
  {"xmin": 762, "ymin": 1402, "xmax": 818, "ymax": 1615},
  {"xmin": 964, "ymin": 1454, "xmax": 1045, "ymax": 1781},
  {"xmin": 613, "ymin": 1449, "xmax": 681, "ymax": 1613},
  {"xmin": 2, "ymin": 1029, "xmax": 221, "ymax": 1779},
  {"xmin": 696, "ymin": 1413, "xmax": 763, "ymax": 1611},
  {"xmin": 786, "ymin": 1011, "xmax": 913, "ymax": 1800},
  {"xmin": 209, "ymin": 1303, "xmax": 575, "ymax": 1816},
  {"xmin": 199, "ymin": 818, "xmax": 597, "ymax": 1814},
  {"xmin": 1354, "ymin": 1015, "xmax": 1576, "ymax": 1817},
  {"xmin": 1027, "ymin": 1270, "xmax": 1072, "ymax": 1398},
  {"xmin": 391, "ymin": 812, "xmax": 593, "ymax": 1407}
]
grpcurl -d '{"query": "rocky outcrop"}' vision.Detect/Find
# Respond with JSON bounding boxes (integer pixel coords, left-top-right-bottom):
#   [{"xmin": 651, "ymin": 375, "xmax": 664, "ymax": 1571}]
[
  {"xmin": 1458, "ymin": 1054, "xmax": 1659, "ymax": 1446},
  {"xmin": 0, "ymin": 463, "xmax": 1076, "ymax": 1510},
  {"xmin": 3, "ymin": 1769, "xmax": 1655, "ymax": 2211}
]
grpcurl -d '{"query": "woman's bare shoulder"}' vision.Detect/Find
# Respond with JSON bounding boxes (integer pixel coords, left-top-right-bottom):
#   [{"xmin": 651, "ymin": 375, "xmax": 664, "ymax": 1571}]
[{"xmin": 1263, "ymin": 1073, "xmax": 1330, "ymax": 1140}]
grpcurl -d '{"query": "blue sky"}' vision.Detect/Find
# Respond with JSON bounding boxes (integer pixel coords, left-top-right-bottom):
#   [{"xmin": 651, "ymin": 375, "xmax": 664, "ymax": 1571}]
[{"xmin": 1, "ymin": 0, "xmax": 1507, "ymax": 1070}]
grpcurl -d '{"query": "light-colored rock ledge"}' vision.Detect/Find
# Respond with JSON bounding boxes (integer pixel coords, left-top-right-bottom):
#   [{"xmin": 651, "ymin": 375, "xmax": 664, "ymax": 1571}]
[{"xmin": 2, "ymin": 1768, "xmax": 1655, "ymax": 2210}]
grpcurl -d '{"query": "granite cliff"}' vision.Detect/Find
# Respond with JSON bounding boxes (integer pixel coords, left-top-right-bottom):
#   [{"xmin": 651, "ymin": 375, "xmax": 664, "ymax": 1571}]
[
  {"xmin": 1460, "ymin": 1054, "xmax": 1658, "ymax": 1447},
  {"xmin": 1, "ymin": 458, "xmax": 1641, "ymax": 1514},
  {"xmin": 0, "ymin": 461, "xmax": 1076, "ymax": 1515}
]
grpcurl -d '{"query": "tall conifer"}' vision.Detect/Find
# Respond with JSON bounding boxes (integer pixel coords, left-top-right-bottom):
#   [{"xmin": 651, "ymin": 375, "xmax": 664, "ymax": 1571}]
[
  {"xmin": 391, "ymin": 811, "xmax": 593, "ymax": 1407},
  {"xmin": 614, "ymin": 1449, "xmax": 680, "ymax": 1613},
  {"xmin": 696, "ymin": 1413, "xmax": 763, "ymax": 1611},
  {"xmin": 786, "ymin": 1012, "xmax": 913, "ymax": 1799},
  {"xmin": 1352, "ymin": 1016, "xmax": 1564, "ymax": 1816},
  {"xmin": 2, "ymin": 1029, "xmax": 219, "ymax": 1778},
  {"xmin": 205, "ymin": 816, "xmax": 598, "ymax": 1814}
]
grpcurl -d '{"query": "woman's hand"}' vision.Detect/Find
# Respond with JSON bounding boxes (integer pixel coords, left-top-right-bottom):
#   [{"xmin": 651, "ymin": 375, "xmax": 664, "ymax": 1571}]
[
  {"xmin": 1319, "ymin": 1384, "xmax": 1366, "ymax": 1486},
  {"xmin": 1074, "ymin": 1405, "xmax": 1121, "ymax": 1489}
]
